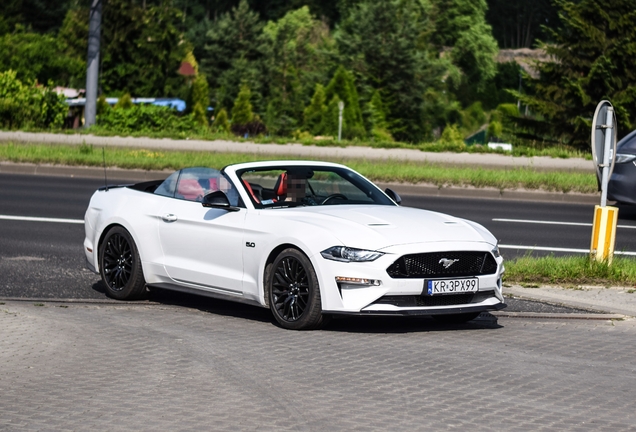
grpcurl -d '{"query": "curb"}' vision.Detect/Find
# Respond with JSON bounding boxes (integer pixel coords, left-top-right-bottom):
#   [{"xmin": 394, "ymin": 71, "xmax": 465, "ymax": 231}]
[
  {"xmin": 0, "ymin": 161, "xmax": 601, "ymax": 204},
  {"xmin": 504, "ymin": 285, "xmax": 636, "ymax": 318},
  {"xmin": 491, "ymin": 311, "xmax": 626, "ymax": 320}
]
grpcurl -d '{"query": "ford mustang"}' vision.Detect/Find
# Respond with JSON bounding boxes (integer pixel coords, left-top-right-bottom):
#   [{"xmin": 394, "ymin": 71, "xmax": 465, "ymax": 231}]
[{"xmin": 84, "ymin": 160, "xmax": 505, "ymax": 329}]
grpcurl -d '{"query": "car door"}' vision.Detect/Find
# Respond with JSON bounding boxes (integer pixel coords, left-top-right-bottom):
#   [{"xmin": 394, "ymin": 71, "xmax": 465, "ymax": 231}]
[{"xmin": 157, "ymin": 198, "xmax": 246, "ymax": 295}]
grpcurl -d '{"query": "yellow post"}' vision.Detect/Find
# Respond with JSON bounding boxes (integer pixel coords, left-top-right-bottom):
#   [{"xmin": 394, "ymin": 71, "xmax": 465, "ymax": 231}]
[{"xmin": 590, "ymin": 205, "xmax": 619, "ymax": 264}]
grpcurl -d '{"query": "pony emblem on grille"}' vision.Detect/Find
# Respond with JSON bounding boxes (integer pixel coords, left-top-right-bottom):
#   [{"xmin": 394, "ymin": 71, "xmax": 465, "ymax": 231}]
[{"xmin": 439, "ymin": 258, "xmax": 459, "ymax": 269}]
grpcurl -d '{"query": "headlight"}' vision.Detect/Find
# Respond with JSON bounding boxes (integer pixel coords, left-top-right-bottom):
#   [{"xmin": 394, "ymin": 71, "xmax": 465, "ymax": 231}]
[
  {"xmin": 491, "ymin": 244, "xmax": 501, "ymax": 258},
  {"xmin": 615, "ymin": 153, "xmax": 636, "ymax": 164},
  {"xmin": 320, "ymin": 246, "xmax": 384, "ymax": 262}
]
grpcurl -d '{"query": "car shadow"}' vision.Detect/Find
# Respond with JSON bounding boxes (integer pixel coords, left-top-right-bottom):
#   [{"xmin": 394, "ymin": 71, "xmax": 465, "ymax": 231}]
[
  {"xmin": 324, "ymin": 313, "xmax": 502, "ymax": 334},
  {"xmin": 91, "ymin": 282, "xmax": 502, "ymax": 332}
]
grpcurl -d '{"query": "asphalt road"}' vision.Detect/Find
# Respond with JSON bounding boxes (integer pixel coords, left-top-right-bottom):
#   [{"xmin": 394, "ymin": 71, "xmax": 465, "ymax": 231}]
[{"xmin": 1, "ymin": 172, "xmax": 635, "ymax": 303}]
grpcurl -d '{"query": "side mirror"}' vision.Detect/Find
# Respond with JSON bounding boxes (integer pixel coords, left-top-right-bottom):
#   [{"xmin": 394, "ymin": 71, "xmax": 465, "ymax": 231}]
[
  {"xmin": 202, "ymin": 191, "xmax": 240, "ymax": 212},
  {"xmin": 384, "ymin": 188, "xmax": 401, "ymax": 205}
]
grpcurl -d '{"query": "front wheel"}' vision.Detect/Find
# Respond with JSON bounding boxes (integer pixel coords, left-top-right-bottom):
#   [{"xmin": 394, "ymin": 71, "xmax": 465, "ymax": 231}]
[
  {"xmin": 267, "ymin": 248, "xmax": 326, "ymax": 330},
  {"xmin": 99, "ymin": 226, "xmax": 146, "ymax": 300}
]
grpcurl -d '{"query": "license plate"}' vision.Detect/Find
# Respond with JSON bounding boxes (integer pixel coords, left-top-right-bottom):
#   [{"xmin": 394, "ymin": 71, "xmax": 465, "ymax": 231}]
[{"xmin": 426, "ymin": 278, "xmax": 478, "ymax": 295}]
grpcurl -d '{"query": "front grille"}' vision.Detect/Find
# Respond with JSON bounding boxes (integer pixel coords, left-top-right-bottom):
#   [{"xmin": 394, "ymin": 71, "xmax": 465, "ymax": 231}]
[
  {"xmin": 386, "ymin": 251, "xmax": 497, "ymax": 279},
  {"xmin": 373, "ymin": 291, "xmax": 495, "ymax": 308}
]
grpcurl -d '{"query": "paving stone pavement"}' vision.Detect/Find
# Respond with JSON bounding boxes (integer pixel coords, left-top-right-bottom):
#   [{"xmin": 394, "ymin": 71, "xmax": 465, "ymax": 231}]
[{"xmin": 1, "ymin": 300, "xmax": 635, "ymax": 431}]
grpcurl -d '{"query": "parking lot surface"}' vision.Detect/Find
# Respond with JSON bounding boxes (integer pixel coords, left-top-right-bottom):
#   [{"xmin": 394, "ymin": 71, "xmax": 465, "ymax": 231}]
[{"xmin": 1, "ymin": 299, "xmax": 635, "ymax": 431}]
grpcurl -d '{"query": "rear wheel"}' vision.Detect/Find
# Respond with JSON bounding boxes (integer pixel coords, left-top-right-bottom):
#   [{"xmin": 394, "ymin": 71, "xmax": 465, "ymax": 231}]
[
  {"xmin": 267, "ymin": 248, "xmax": 326, "ymax": 330},
  {"xmin": 432, "ymin": 312, "xmax": 481, "ymax": 323},
  {"xmin": 99, "ymin": 226, "xmax": 146, "ymax": 300}
]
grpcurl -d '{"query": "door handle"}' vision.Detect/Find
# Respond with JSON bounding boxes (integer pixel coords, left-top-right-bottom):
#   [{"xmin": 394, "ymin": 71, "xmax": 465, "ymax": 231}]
[{"xmin": 162, "ymin": 213, "xmax": 178, "ymax": 222}]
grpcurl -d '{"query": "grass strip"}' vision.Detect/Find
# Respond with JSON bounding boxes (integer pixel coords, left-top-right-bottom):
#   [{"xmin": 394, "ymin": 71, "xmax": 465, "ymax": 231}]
[
  {"xmin": 505, "ymin": 255, "xmax": 636, "ymax": 287},
  {"xmin": 25, "ymin": 126, "xmax": 593, "ymax": 159},
  {"xmin": 0, "ymin": 142, "xmax": 598, "ymax": 193}
]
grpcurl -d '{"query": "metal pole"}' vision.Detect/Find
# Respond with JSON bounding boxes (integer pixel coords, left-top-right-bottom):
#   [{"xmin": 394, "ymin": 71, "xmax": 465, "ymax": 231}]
[
  {"xmin": 85, "ymin": 0, "xmax": 102, "ymax": 128},
  {"xmin": 337, "ymin": 101, "xmax": 344, "ymax": 141},
  {"xmin": 600, "ymin": 107, "xmax": 614, "ymax": 207}
]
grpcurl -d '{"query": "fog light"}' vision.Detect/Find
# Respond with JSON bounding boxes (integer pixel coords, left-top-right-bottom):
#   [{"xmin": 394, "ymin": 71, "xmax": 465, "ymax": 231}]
[{"xmin": 335, "ymin": 276, "xmax": 381, "ymax": 286}]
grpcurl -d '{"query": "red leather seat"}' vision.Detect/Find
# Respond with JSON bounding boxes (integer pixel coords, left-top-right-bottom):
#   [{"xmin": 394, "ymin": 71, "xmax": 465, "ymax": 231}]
[
  {"xmin": 273, "ymin": 173, "xmax": 287, "ymax": 201},
  {"xmin": 243, "ymin": 179, "xmax": 260, "ymax": 203}
]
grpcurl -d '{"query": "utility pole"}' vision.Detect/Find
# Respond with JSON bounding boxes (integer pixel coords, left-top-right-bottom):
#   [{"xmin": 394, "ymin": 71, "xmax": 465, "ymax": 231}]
[{"xmin": 85, "ymin": 0, "xmax": 102, "ymax": 128}]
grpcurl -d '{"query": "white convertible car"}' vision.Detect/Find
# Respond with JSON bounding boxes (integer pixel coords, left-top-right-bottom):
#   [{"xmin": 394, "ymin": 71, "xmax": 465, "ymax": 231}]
[{"xmin": 84, "ymin": 160, "xmax": 505, "ymax": 329}]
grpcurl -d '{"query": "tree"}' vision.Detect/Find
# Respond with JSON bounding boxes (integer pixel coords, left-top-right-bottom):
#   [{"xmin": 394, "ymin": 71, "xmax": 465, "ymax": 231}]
[
  {"xmin": 322, "ymin": 66, "xmax": 364, "ymax": 138},
  {"xmin": 212, "ymin": 107, "xmax": 230, "ymax": 132},
  {"xmin": 0, "ymin": 0, "xmax": 73, "ymax": 34},
  {"xmin": 336, "ymin": 0, "xmax": 449, "ymax": 142},
  {"xmin": 57, "ymin": 0, "xmax": 189, "ymax": 97},
  {"xmin": 0, "ymin": 30, "xmax": 84, "ymax": 86},
  {"xmin": 202, "ymin": 0, "xmax": 265, "ymax": 112},
  {"xmin": 431, "ymin": 0, "xmax": 499, "ymax": 93},
  {"xmin": 365, "ymin": 90, "xmax": 393, "ymax": 140},
  {"xmin": 261, "ymin": 6, "xmax": 334, "ymax": 136},
  {"xmin": 191, "ymin": 73, "xmax": 210, "ymax": 126},
  {"xmin": 0, "ymin": 70, "xmax": 67, "ymax": 129},
  {"xmin": 486, "ymin": 0, "xmax": 559, "ymax": 49},
  {"xmin": 303, "ymin": 84, "xmax": 327, "ymax": 134},
  {"xmin": 231, "ymin": 83, "xmax": 254, "ymax": 125},
  {"xmin": 512, "ymin": 0, "xmax": 636, "ymax": 149}
]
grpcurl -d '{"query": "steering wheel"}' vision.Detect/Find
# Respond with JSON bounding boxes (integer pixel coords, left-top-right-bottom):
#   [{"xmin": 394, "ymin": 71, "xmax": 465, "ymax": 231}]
[{"xmin": 321, "ymin": 193, "xmax": 348, "ymax": 205}]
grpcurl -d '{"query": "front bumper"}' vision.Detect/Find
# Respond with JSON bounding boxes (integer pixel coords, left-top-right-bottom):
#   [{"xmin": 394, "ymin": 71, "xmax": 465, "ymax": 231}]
[
  {"xmin": 329, "ymin": 302, "xmax": 507, "ymax": 316},
  {"xmin": 314, "ymin": 241, "xmax": 505, "ymax": 315}
]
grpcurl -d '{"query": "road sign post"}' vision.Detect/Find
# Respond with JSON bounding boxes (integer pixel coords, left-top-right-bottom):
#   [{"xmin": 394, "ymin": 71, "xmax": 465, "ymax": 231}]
[
  {"xmin": 337, "ymin": 101, "xmax": 344, "ymax": 142},
  {"xmin": 590, "ymin": 100, "xmax": 618, "ymax": 263}
]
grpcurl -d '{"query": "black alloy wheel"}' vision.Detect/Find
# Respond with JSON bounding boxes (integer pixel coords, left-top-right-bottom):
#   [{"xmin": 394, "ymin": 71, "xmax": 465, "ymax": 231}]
[
  {"xmin": 267, "ymin": 248, "xmax": 326, "ymax": 330},
  {"xmin": 99, "ymin": 226, "xmax": 146, "ymax": 300}
]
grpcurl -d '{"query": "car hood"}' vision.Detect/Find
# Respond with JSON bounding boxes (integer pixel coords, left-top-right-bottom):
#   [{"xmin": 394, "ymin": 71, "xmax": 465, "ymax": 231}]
[{"xmin": 276, "ymin": 205, "xmax": 496, "ymax": 250}]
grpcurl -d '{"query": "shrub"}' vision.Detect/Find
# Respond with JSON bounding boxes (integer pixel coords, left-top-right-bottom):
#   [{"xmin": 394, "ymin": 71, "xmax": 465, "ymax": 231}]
[
  {"xmin": 487, "ymin": 120, "xmax": 503, "ymax": 139},
  {"xmin": 230, "ymin": 120, "xmax": 267, "ymax": 137},
  {"xmin": 96, "ymin": 104, "xmax": 197, "ymax": 134},
  {"xmin": 231, "ymin": 84, "xmax": 254, "ymax": 126},
  {"xmin": 190, "ymin": 74, "xmax": 210, "ymax": 126},
  {"xmin": 0, "ymin": 70, "xmax": 67, "ymax": 130},
  {"xmin": 212, "ymin": 108, "xmax": 230, "ymax": 132},
  {"xmin": 115, "ymin": 93, "xmax": 133, "ymax": 110}
]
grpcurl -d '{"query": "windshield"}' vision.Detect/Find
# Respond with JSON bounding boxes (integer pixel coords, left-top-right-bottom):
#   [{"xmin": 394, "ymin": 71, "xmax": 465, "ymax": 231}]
[{"xmin": 237, "ymin": 165, "xmax": 395, "ymax": 208}]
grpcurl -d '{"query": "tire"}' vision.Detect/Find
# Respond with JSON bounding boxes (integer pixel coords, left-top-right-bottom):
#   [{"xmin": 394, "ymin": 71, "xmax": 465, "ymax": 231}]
[
  {"xmin": 432, "ymin": 312, "xmax": 481, "ymax": 324},
  {"xmin": 267, "ymin": 248, "xmax": 326, "ymax": 330},
  {"xmin": 99, "ymin": 226, "xmax": 146, "ymax": 300}
]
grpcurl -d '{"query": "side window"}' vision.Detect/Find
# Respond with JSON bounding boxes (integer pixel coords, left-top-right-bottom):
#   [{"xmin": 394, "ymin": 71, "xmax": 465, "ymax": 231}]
[{"xmin": 154, "ymin": 171, "xmax": 180, "ymax": 197}]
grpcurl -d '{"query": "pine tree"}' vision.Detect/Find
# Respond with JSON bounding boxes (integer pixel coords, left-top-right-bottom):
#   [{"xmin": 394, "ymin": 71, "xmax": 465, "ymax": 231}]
[
  {"xmin": 115, "ymin": 93, "xmax": 133, "ymax": 110},
  {"xmin": 191, "ymin": 73, "xmax": 210, "ymax": 126},
  {"xmin": 512, "ymin": 0, "xmax": 636, "ymax": 148},
  {"xmin": 212, "ymin": 108, "xmax": 230, "ymax": 132},
  {"xmin": 303, "ymin": 84, "xmax": 327, "ymax": 135},
  {"xmin": 336, "ymin": 0, "xmax": 450, "ymax": 142},
  {"xmin": 231, "ymin": 84, "xmax": 254, "ymax": 126},
  {"xmin": 261, "ymin": 6, "xmax": 333, "ymax": 136},
  {"xmin": 366, "ymin": 90, "xmax": 393, "ymax": 141},
  {"xmin": 202, "ymin": 0, "xmax": 265, "ymax": 114},
  {"xmin": 324, "ymin": 66, "xmax": 364, "ymax": 139}
]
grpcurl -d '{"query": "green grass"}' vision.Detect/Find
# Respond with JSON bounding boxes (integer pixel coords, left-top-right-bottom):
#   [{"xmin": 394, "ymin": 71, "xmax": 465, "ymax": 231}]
[
  {"xmin": 505, "ymin": 255, "xmax": 636, "ymax": 286},
  {"xmin": 0, "ymin": 142, "xmax": 598, "ymax": 193},
  {"xmin": 21, "ymin": 126, "xmax": 592, "ymax": 159}
]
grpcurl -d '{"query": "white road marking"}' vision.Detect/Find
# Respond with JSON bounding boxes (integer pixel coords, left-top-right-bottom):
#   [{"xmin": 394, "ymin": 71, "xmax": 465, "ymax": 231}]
[
  {"xmin": 493, "ymin": 218, "xmax": 636, "ymax": 229},
  {"xmin": 499, "ymin": 244, "xmax": 636, "ymax": 256},
  {"xmin": 0, "ymin": 215, "xmax": 84, "ymax": 224}
]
